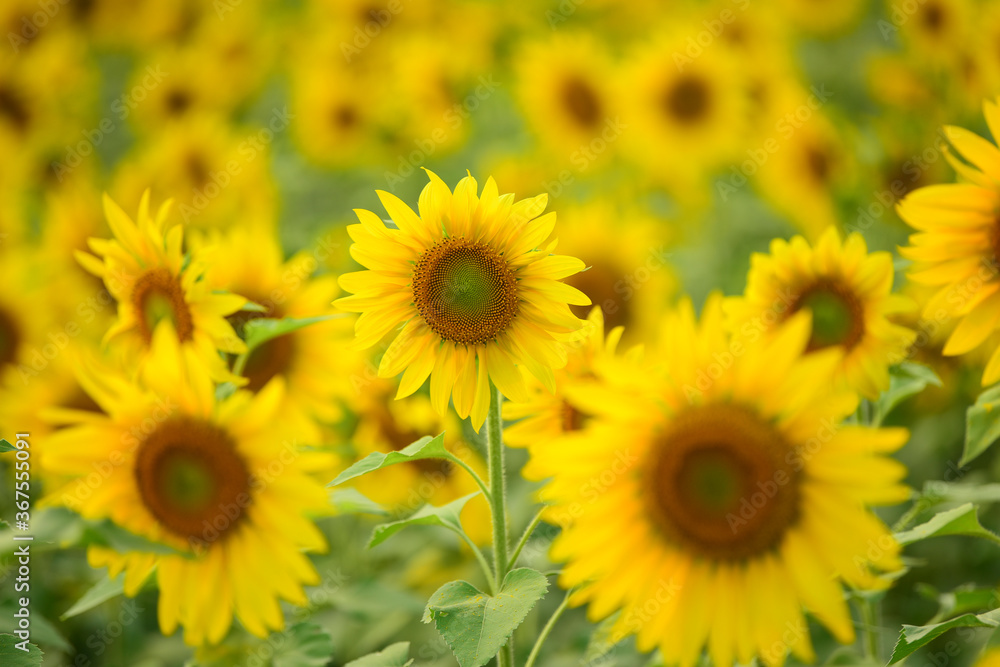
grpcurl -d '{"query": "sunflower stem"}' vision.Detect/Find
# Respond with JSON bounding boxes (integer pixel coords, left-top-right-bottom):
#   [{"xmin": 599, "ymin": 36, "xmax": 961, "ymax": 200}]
[
  {"xmin": 486, "ymin": 382, "xmax": 514, "ymax": 667},
  {"xmin": 232, "ymin": 352, "xmax": 248, "ymax": 377},
  {"xmin": 858, "ymin": 594, "xmax": 880, "ymax": 662},
  {"xmin": 509, "ymin": 509, "xmax": 546, "ymax": 568},
  {"xmin": 524, "ymin": 589, "xmax": 572, "ymax": 667}
]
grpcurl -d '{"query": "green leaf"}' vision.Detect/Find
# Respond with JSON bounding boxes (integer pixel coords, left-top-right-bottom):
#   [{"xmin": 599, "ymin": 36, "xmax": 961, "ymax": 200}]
[
  {"xmin": 329, "ymin": 434, "xmax": 450, "ymax": 487},
  {"xmin": 82, "ymin": 519, "xmax": 186, "ymax": 556},
  {"xmin": 889, "ymin": 608, "xmax": 1000, "ymax": 663},
  {"xmin": 874, "ymin": 362, "xmax": 941, "ymax": 425},
  {"xmin": 273, "ymin": 623, "xmax": 334, "ymax": 667},
  {"xmin": 0, "ymin": 508, "xmax": 83, "ymax": 556},
  {"xmin": 0, "ymin": 601, "xmax": 71, "ymax": 653},
  {"xmin": 369, "ymin": 493, "xmax": 479, "ymax": 548},
  {"xmin": 921, "ymin": 481, "xmax": 1000, "ymax": 506},
  {"xmin": 0, "ymin": 438, "xmax": 16, "ymax": 452},
  {"xmin": 345, "ymin": 642, "xmax": 414, "ymax": 667},
  {"xmin": 244, "ymin": 316, "xmax": 339, "ymax": 353},
  {"xmin": 895, "ymin": 504, "xmax": 1000, "ymax": 547},
  {"xmin": 963, "ymin": 384, "xmax": 1000, "ymax": 466},
  {"xmin": 60, "ymin": 574, "xmax": 126, "ymax": 620},
  {"xmin": 330, "ymin": 488, "xmax": 389, "ymax": 517},
  {"xmin": 422, "ymin": 568, "xmax": 549, "ymax": 667},
  {"xmin": 0, "ymin": 634, "xmax": 43, "ymax": 666},
  {"xmin": 238, "ymin": 300, "xmax": 269, "ymax": 313}
]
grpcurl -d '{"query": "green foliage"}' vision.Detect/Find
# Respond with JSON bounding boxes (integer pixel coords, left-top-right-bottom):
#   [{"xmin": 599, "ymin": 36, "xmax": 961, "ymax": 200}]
[
  {"xmin": 82, "ymin": 519, "xmax": 186, "ymax": 556},
  {"xmin": 369, "ymin": 493, "xmax": 479, "ymax": 548},
  {"xmin": 0, "ymin": 438, "xmax": 16, "ymax": 452},
  {"xmin": 273, "ymin": 623, "xmax": 335, "ymax": 667},
  {"xmin": 894, "ymin": 503, "xmax": 1000, "ymax": 547},
  {"xmin": 422, "ymin": 568, "xmax": 549, "ymax": 667},
  {"xmin": 330, "ymin": 488, "xmax": 390, "ymax": 517},
  {"xmin": 889, "ymin": 608, "xmax": 1000, "ymax": 664},
  {"xmin": 243, "ymin": 316, "xmax": 340, "ymax": 352},
  {"xmin": 329, "ymin": 434, "xmax": 451, "ymax": 487},
  {"xmin": 873, "ymin": 362, "xmax": 941, "ymax": 425},
  {"xmin": 60, "ymin": 574, "xmax": 127, "ymax": 620},
  {"xmin": 344, "ymin": 642, "xmax": 414, "ymax": 667},
  {"xmin": 0, "ymin": 635, "xmax": 43, "ymax": 666},
  {"xmin": 963, "ymin": 384, "xmax": 1000, "ymax": 466}
]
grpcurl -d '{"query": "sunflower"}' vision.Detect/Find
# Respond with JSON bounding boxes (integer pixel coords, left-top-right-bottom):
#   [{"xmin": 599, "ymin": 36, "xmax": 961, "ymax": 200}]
[
  {"xmin": 111, "ymin": 114, "xmax": 276, "ymax": 232},
  {"xmin": 726, "ymin": 227, "xmax": 915, "ymax": 399},
  {"xmin": 348, "ymin": 378, "xmax": 491, "ymax": 545},
  {"xmin": 76, "ymin": 192, "xmax": 247, "ymax": 383},
  {"xmin": 195, "ymin": 225, "xmax": 354, "ymax": 443},
  {"xmin": 898, "ymin": 98, "xmax": 1000, "ymax": 386},
  {"xmin": 504, "ymin": 307, "xmax": 639, "ymax": 454},
  {"xmin": 335, "ymin": 169, "xmax": 590, "ymax": 429},
  {"xmin": 977, "ymin": 648, "xmax": 1000, "ymax": 667},
  {"xmin": 549, "ymin": 202, "xmax": 677, "ymax": 346},
  {"xmin": 41, "ymin": 325, "xmax": 329, "ymax": 646},
  {"xmin": 514, "ymin": 33, "xmax": 619, "ymax": 165},
  {"xmin": 775, "ymin": 0, "xmax": 866, "ymax": 35},
  {"xmin": 896, "ymin": 0, "xmax": 971, "ymax": 68},
  {"xmin": 526, "ymin": 294, "xmax": 910, "ymax": 667}
]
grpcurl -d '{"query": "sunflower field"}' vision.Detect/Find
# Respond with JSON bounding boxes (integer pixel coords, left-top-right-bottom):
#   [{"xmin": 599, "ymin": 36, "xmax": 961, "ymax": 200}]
[{"xmin": 5, "ymin": 0, "xmax": 1000, "ymax": 666}]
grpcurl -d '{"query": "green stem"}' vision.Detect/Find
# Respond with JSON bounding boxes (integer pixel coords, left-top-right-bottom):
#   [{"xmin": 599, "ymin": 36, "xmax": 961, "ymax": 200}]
[
  {"xmin": 858, "ymin": 595, "xmax": 880, "ymax": 662},
  {"xmin": 509, "ymin": 509, "xmax": 546, "ymax": 568},
  {"xmin": 446, "ymin": 454, "xmax": 492, "ymax": 503},
  {"xmin": 450, "ymin": 528, "xmax": 497, "ymax": 594},
  {"xmin": 232, "ymin": 352, "xmax": 248, "ymax": 377},
  {"xmin": 487, "ymin": 383, "xmax": 514, "ymax": 667},
  {"xmin": 525, "ymin": 590, "xmax": 572, "ymax": 667}
]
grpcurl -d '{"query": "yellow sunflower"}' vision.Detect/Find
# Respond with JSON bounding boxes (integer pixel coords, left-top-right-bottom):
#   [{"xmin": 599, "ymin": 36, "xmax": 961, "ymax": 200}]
[
  {"xmin": 726, "ymin": 227, "xmax": 915, "ymax": 399},
  {"xmin": 775, "ymin": 0, "xmax": 866, "ymax": 35},
  {"xmin": 76, "ymin": 192, "xmax": 247, "ymax": 383},
  {"xmin": 526, "ymin": 294, "xmax": 910, "ymax": 667},
  {"xmin": 977, "ymin": 648, "xmax": 1000, "ymax": 667},
  {"xmin": 335, "ymin": 170, "xmax": 590, "ymax": 429},
  {"xmin": 505, "ymin": 306, "xmax": 640, "ymax": 454},
  {"xmin": 514, "ymin": 33, "xmax": 619, "ymax": 165},
  {"xmin": 195, "ymin": 225, "xmax": 355, "ymax": 444},
  {"xmin": 898, "ymin": 98, "xmax": 1000, "ymax": 385},
  {"xmin": 42, "ymin": 325, "xmax": 329, "ymax": 646}
]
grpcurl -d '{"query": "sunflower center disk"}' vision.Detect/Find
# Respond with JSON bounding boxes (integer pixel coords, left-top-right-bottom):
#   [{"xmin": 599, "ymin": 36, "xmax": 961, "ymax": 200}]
[
  {"xmin": 132, "ymin": 267, "xmax": 195, "ymax": 343},
  {"xmin": 646, "ymin": 404, "xmax": 800, "ymax": 560},
  {"xmin": 412, "ymin": 238, "xmax": 519, "ymax": 345},
  {"xmin": 789, "ymin": 280, "xmax": 865, "ymax": 351},
  {"xmin": 134, "ymin": 417, "xmax": 251, "ymax": 545},
  {"xmin": 0, "ymin": 307, "xmax": 21, "ymax": 369},
  {"xmin": 560, "ymin": 76, "xmax": 602, "ymax": 128},
  {"xmin": 663, "ymin": 76, "xmax": 710, "ymax": 124}
]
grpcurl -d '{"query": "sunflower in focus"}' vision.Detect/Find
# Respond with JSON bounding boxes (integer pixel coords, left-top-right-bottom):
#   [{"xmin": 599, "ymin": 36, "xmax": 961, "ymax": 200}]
[
  {"xmin": 527, "ymin": 294, "xmax": 909, "ymax": 667},
  {"xmin": 42, "ymin": 326, "xmax": 329, "ymax": 646},
  {"xmin": 336, "ymin": 170, "xmax": 590, "ymax": 429},
  {"xmin": 504, "ymin": 307, "xmax": 639, "ymax": 453},
  {"xmin": 76, "ymin": 192, "xmax": 247, "ymax": 383},
  {"xmin": 898, "ymin": 98, "xmax": 1000, "ymax": 385},
  {"xmin": 514, "ymin": 33, "xmax": 618, "ymax": 164},
  {"xmin": 727, "ymin": 227, "xmax": 915, "ymax": 398}
]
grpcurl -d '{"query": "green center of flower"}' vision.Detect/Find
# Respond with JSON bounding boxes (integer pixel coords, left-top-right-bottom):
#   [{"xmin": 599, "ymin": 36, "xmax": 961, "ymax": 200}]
[
  {"xmin": 662, "ymin": 75, "xmax": 711, "ymax": 124},
  {"xmin": 412, "ymin": 237, "xmax": 519, "ymax": 345},
  {"xmin": 134, "ymin": 417, "xmax": 251, "ymax": 545},
  {"xmin": 789, "ymin": 279, "xmax": 865, "ymax": 352},
  {"xmin": 132, "ymin": 267, "xmax": 194, "ymax": 344},
  {"xmin": 646, "ymin": 403, "xmax": 800, "ymax": 560}
]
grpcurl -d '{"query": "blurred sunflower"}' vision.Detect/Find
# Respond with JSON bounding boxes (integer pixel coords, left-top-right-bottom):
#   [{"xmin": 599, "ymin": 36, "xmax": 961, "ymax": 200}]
[
  {"xmin": 753, "ymin": 87, "xmax": 855, "ymax": 240},
  {"xmin": 546, "ymin": 202, "xmax": 677, "ymax": 346},
  {"xmin": 978, "ymin": 648, "xmax": 1000, "ymax": 667},
  {"xmin": 514, "ymin": 33, "xmax": 618, "ymax": 164},
  {"xmin": 775, "ymin": 0, "xmax": 866, "ymax": 35},
  {"xmin": 111, "ymin": 114, "xmax": 276, "ymax": 232},
  {"xmin": 196, "ymin": 225, "xmax": 354, "ymax": 443},
  {"xmin": 76, "ymin": 192, "xmax": 247, "ymax": 383},
  {"xmin": 348, "ymin": 379, "xmax": 491, "ymax": 544},
  {"xmin": 897, "ymin": 0, "xmax": 971, "ymax": 68},
  {"xmin": 505, "ymin": 307, "xmax": 639, "ymax": 453},
  {"xmin": 336, "ymin": 170, "xmax": 590, "ymax": 429},
  {"xmin": 619, "ymin": 30, "xmax": 748, "ymax": 200},
  {"xmin": 528, "ymin": 294, "xmax": 909, "ymax": 667},
  {"xmin": 726, "ymin": 227, "xmax": 915, "ymax": 398},
  {"xmin": 42, "ymin": 325, "xmax": 329, "ymax": 646},
  {"xmin": 898, "ymin": 98, "xmax": 1000, "ymax": 385}
]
